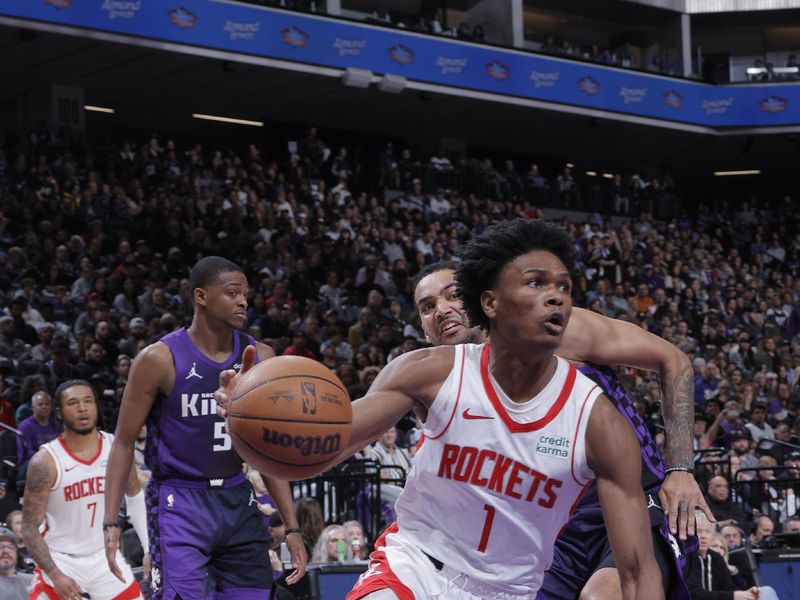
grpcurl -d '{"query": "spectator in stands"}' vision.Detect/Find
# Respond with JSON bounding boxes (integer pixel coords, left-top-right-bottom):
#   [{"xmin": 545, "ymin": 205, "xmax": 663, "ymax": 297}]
[
  {"xmin": 28, "ymin": 322, "xmax": 55, "ymax": 363},
  {"xmin": 0, "ymin": 373, "xmax": 15, "ymax": 428},
  {"xmin": 295, "ymin": 497, "xmax": 325, "ymax": 556},
  {"xmin": 783, "ymin": 516, "xmax": 800, "ymax": 532},
  {"xmin": 706, "ymin": 475, "xmax": 750, "ymax": 529},
  {"xmin": 3, "ymin": 511, "xmax": 32, "ymax": 574},
  {"xmin": 745, "ymin": 402, "xmax": 775, "ymax": 444},
  {"xmin": 16, "ymin": 391, "xmax": 60, "ymax": 464},
  {"xmin": 556, "ymin": 166, "xmax": 579, "ymax": 208},
  {"xmin": 75, "ymin": 340, "xmax": 115, "ymax": 385},
  {"xmin": 709, "ymin": 534, "xmax": 750, "ymax": 590},
  {"xmin": 0, "ymin": 316, "xmax": 26, "ymax": 362},
  {"xmin": 342, "ymin": 520, "xmax": 367, "ymax": 560},
  {"xmin": 720, "ymin": 524, "xmax": 745, "ymax": 550},
  {"xmin": 36, "ymin": 340, "xmax": 75, "ymax": 393},
  {"xmin": 310, "ymin": 524, "xmax": 352, "ymax": 563},
  {"xmin": 729, "ymin": 430, "xmax": 758, "ymax": 471},
  {"xmin": 749, "ymin": 515, "xmax": 774, "ymax": 546},
  {"xmin": 0, "ymin": 525, "xmax": 31, "ymax": 600}
]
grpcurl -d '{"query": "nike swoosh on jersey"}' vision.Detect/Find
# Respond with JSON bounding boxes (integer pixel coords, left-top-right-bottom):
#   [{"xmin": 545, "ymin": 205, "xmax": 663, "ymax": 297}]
[
  {"xmin": 64, "ymin": 465, "xmax": 78, "ymax": 472},
  {"xmin": 462, "ymin": 408, "xmax": 494, "ymax": 420}
]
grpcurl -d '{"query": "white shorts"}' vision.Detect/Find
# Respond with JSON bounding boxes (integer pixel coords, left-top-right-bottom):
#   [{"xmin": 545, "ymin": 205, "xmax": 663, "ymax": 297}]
[
  {"xmin": 30, "ymin": 547, "xmax": 142, "ymax": 600},
  {"xmin": 347, "ymin": 523, "xmax": 534, "ymax": 600}
]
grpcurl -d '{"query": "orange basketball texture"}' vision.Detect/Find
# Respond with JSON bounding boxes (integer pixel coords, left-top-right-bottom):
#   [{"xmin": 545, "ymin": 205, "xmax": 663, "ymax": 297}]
[{"xmin": 227, "ymin": 356, "xmax": 353, "ymax": 480}]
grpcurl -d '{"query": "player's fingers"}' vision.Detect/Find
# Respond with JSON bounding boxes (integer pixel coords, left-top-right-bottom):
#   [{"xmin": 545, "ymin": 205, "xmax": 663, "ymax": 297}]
[
  {"xmin": 677, "ymin": 500, "xmax": 689, "ymax": 540},
  {"xmin": 666, "ymin": 499, "xmax": 678, "ymax": 535},
  {"xmin": 686, "ymin": 500, "xmax": 696, "ymax": 537},
  {"xmin": 697, "ymin": 495, "xmax": 716, "ymax": 523},
  {"xmin": 241, "ymin": 344, "xmax": 256, "ymax": 373},
  {"xmin": 108, "ymin": 555, "xmax": 125, "ymax": 583},
  {"xmin": 285, "ymin": 567, "xmax": 302, "ymax": 585}
]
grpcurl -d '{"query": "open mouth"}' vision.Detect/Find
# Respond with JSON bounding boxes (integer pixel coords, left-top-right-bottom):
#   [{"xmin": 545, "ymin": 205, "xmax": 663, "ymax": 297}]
[
  {"xmin": 440, "ymin": 319, "xmax": 463, "ymax": 336},
  {"xmin": 543, "ymin": 312, "xmax": 565, "ymax": 335}
]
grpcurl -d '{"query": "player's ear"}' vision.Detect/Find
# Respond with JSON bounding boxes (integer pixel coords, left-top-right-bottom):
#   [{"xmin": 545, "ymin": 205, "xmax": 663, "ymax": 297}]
[
  {"xmin": 194, "ymin": 287, "xmax": 208, "ymax": 307},
  {"xmin": 481, "ymin": 290, "xmax": 497, "ymax": 320}
]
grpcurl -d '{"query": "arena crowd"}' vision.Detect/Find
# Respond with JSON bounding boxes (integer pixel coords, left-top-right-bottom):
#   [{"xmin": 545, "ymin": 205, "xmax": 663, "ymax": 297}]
[{"xmin": 0, "ymin": 126, "xmax": 798, "ymax": 597}]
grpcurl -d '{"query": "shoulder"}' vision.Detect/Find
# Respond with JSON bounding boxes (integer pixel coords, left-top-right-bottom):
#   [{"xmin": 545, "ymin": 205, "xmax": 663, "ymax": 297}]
[
  {"xmin": 27, "ymin": 447, "xmax": 57, "ymax": 486},
  {"xmin": 131, "ymin": 341, "xmax": 173, "ymax": 374},
  {"xmin": 255, "ymin": 341, "xmax": 275, "ymax": 361}
]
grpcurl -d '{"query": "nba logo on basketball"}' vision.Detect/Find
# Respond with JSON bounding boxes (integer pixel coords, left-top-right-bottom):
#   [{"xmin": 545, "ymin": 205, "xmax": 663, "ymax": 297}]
[{"xmin": 301, "ymin": 381, "xmax": 317, "ymax": 415}]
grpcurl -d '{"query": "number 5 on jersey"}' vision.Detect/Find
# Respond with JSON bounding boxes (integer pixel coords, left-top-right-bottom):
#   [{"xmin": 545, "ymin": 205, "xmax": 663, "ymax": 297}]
[{"xmin": 214, "ymin": 421, "xmax": 232, "ymax": 452}]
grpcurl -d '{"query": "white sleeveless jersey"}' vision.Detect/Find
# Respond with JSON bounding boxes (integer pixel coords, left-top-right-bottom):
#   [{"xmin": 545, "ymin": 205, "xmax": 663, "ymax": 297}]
[
  {"xmin": 394, "ymin": 343, "xmax": 602, "ymax": 596},
  {"xmin": 40, "ymin": 431, "xmax": 112, "ymax": 556}
]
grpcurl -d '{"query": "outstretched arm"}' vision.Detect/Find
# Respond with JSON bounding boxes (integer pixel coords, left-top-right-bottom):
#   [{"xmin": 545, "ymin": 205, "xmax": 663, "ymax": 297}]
[
  {"xmin": 104, "ymin": 342, "xmax": 168, "ymax": 581},
  {"xmin": 588, "ymin": 396, "xmax": 664, "ymax": 600},
  {"xmin": 562, "ymin": 307, "xmax": 713, "ymax": 538}
]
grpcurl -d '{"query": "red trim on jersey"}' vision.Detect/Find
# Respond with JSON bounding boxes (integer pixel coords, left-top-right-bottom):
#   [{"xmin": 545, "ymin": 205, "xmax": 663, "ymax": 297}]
[
  {"xmin": 426, "ymin": 347, "xmax": 466, "ymax": 441},
  {"xmin": 112, "ymin": 579, "xmax": 143, "ymax": 600},
  {"xmin": 30, "ymin": 567, "xmax": 60, "ymax": 600},
  {"xmin": 346, "ymin": 522, "xmax": 415, "ymax": 600},
  {"xmin": 416, "ymin": 433, "xmax": 425, "ymax": 452},
  {"xmin": 480, "ymin": 344, "xmax": 576, "ymax": 433},
  {"xmin": 570, "ymin": 384, "xmax": 599, "ymax": 487},
  {"xmin": 57, "ymin": 432, "xmax": 103, "ymax": 465}
]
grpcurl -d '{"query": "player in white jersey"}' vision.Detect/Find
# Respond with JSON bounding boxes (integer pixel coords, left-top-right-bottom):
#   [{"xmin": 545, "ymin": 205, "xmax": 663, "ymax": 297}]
[
  {"xmin": 217, "ymin": 219, "xmax": 663, "ymax": 599},
  {"xmin": 21, "ymin": 380, "xmax": 148, "ymax": 600}
]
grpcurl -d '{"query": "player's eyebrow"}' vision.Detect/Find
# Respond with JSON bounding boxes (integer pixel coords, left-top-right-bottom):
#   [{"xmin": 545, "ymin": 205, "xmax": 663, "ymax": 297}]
[
  {"xmin": 416, "ymin": 283, "xmax": 456, "ymax": 308},
  {"xmin": 523, "ymin": 268, "xmax": 571, "ymax": 277}
]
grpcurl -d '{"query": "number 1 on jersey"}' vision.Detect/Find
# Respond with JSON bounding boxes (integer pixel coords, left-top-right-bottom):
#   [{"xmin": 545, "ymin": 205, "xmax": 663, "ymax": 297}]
[{"xmin": 478, "ymin": 504, "xmax": 495, "ymax": 553}]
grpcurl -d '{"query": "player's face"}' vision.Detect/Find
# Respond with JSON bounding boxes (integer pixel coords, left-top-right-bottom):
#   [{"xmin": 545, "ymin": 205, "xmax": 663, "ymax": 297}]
[
  {"xmin": 58, "ymin": 384, "xmax": 98, "ymax": 435},
  {"xmin": 203, "ymin": 271, "xmax": 249, "ymax": 329},
  {"xmin": 415, "ymin": 269, "xmax": 482, "ymax": 346},
  {"xmin": 482, "ymin": 250, "xmax": 572, "ymax": 350}
]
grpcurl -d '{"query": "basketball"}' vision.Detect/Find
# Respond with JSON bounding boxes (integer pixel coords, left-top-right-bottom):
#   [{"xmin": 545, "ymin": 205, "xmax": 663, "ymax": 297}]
[{"xmin": 227, "ymin": 356, "xmax": 353, "ymax": 480}]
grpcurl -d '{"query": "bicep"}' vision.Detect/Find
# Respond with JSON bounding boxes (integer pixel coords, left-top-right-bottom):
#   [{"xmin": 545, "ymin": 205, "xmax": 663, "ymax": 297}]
[
  {"xmin": 115, "ymin": 343, "xmax": 168, "ymax": 444},
  {"xmin": 22, "ymin": 451, "xmax": 55, "ymax": 527},
  {"xmin": 563, "ymin": 308, "xmax": 679, "ymax": 373}
]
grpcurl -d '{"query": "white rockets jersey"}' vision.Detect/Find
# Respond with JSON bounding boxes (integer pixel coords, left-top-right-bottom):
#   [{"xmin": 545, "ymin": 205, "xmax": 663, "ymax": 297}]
[
  {"xmin": 40, "ymin": 431, "xmax": 112, "ymax": 556},
  {"xmin": 394, "ymin": 343, "xmax": 602, "ymax": 596}
]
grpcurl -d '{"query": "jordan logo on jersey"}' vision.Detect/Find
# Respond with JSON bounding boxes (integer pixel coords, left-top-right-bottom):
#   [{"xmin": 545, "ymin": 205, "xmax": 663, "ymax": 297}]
[{"xmin": 185, "ymin": 362, "xmax": 203, "ymax": 380}]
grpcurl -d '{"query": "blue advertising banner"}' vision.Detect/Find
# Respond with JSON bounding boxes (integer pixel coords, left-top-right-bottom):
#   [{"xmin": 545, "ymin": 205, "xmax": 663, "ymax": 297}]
[{"xmin": 1, "ymin": 0, "xmax": 798, "ymax": 128}]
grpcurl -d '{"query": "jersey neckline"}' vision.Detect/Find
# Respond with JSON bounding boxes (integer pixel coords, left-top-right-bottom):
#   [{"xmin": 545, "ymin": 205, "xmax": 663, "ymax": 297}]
[
  {"xmin": 177, "ymin": 327, "xmax": 242, "ymax": 370},
  {"xmin": 57, "ymin": 432, "xmax": 103, "ymax": 466},
  {"xmin": 480, "ymin": 344, "xmax": 576, "ymax": 433}
]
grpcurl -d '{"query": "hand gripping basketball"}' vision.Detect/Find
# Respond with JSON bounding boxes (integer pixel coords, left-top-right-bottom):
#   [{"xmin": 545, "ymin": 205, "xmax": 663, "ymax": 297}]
[{"xmin": 215, "ymin": 345, "xmax": 257, "ymax": 420}]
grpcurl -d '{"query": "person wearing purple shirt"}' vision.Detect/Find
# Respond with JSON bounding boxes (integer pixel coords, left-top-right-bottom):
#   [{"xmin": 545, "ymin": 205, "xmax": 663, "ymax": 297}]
[
  {"xmin": 103, "ymin": 256, "xmax": 307, "ymax": 600},
  {"xmin": 16, "ymin": 392, "xmax": 61, "ymax": 464}
]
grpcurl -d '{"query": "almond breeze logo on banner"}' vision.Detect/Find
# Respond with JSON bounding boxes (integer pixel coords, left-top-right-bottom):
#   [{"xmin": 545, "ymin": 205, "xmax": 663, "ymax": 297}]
[
  {"xmin": 759, "ymin": 96, "xmax": 788, "ymax": 113},
  {"xmin": 436, "ymin": 56, "xmax": 467, "ymax": 75},
  {"xmin": 224, "ymin": 20, "xmax": 260, "ymax": 41},
  {"xmin": 702, "ymin": 97, "xmax": 733, "ymax": 115},
  {"xmin": 486, "ymin": 61, "xmax": 509, "ymax": 80},
  {"xmin": 663, "ymin": 90, "xmax": 684, "ymax": 108},
  {"xmin": 389, "ymin": 45, "xmax": 414, "ymax": 64},
  {"xmin": 282, "ymin": 26, "xmax": 308, "ymax": 47},
  {"xmin": 102, "ymin": 0, "xmax": 141, "ymax": 19},
  {"xmin": 45, "ymin": 0, "xmax": 71, "ymax": 7},
  {"xmin": 168, "ymin": 7, "xmax": 196, "ymax": 28},
  {"xmin": 620, "ymin": 86, "xmax": 646, "ymax": 104},
  {"xmin": 578, "ymin": 76, "xmax": 600, "ymax": 95},
  {"xmin": 333, "ymin": 38, "xmax": 366, "ymax": 57},
  {"xmin": 529, "ymin": 70, "xmax": 559, "ymax": 88}
]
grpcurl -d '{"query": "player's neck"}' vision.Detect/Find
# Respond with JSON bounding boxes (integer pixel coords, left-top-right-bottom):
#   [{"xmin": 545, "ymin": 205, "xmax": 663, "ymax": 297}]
[
  {"xmin": 488, "ymin": 344, "xmax": 557, "ymax": 404},
  {"xmin": 62, "ymin": 429, "xmax": 100, "ymax": 456},
  {"xmin": 187, "ymin": 317, "xmax": 235, "ymax": 361}
]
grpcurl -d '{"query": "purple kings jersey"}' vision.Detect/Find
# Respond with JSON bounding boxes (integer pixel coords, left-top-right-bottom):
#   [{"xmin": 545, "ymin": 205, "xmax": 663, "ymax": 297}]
[
  {"xmin": 145, "ymin": 328, "xmax": 259, "ymax": 480},
  {"xmin": 578, "ymin": 363, "xmax": 665, "ymax": 494}
]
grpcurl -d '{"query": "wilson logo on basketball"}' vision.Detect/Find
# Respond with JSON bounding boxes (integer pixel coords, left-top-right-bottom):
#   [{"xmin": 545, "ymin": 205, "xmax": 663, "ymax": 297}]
[
  {"xmin": 262, "ymin": 428, "xmax": 342, "ymax": 457},
  {"xmin": 301, "ymin": 381, "xmax": 317, "ymax": 415}
]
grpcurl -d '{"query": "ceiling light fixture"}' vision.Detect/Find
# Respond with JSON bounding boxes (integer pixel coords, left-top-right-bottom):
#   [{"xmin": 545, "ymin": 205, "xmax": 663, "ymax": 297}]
[
  {"xmin": 192, "ymin": 113, "xmax": 263, "ymax": 127},
  {"xmin": 84, "ymin": 105, "xmax": 115, "ymax": 114}
]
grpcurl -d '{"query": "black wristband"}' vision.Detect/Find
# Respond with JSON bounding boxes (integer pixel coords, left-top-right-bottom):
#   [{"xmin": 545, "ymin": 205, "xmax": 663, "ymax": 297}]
[
  {"xmin": 664, "ymin": 466, "xmax": 694, "ymax": 475},
  {"xmin": 284, "ymin": 528, "xmax": 301, "ymax": 538},
  {"xmin": 103, "ymin": 522, "xmax": 120, "ymax": 531}
]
